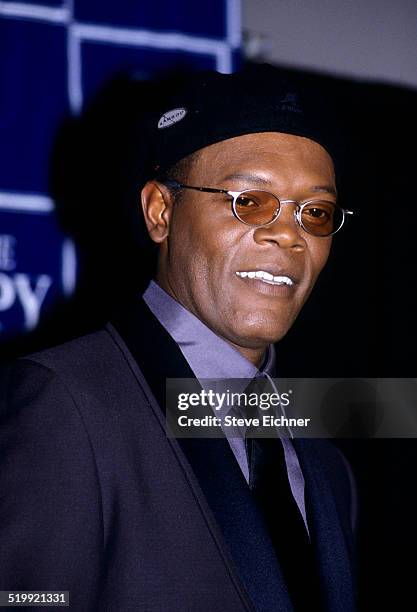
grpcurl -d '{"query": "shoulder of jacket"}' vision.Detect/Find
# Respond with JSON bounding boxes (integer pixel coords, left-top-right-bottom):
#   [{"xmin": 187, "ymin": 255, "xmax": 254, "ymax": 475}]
[
  {"xmin": 2, "ymin": 327, "xmax": 129, "ymax": 398},
  {"xmin": 23, "ymin": 328, "xmax": 122, "ymax": 374},
  {"xmin": 27, "ymin": 328, "xmax": 112, "ymax": 363}
]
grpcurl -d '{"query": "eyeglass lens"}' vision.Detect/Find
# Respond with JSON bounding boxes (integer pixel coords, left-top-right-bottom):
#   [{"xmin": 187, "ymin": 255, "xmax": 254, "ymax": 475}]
[{"xmin": 234, "ymin": 190, "xmax": 342, "ymax": 237}]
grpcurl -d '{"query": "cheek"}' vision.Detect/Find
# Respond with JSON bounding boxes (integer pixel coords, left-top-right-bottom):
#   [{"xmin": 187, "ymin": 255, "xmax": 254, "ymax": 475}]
[
  {"xmin": 168, "ymin": 207, "xmax": 243, "ymax": 295},
  {"xmin": 307, "ymin": 239, "xmax": 332, "ymax": 282}
]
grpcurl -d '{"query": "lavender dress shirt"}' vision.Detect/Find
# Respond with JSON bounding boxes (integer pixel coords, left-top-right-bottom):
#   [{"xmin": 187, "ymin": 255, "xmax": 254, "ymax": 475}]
[{"xmin": 143, "ymin": 280, "xmax": 309, "ymax": 532}]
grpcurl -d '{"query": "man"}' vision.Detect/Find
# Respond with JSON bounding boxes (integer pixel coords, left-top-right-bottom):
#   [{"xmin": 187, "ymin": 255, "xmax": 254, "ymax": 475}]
[{"xmin": 0, "ymin": 65, "xmax": 356, "ymax": 611}]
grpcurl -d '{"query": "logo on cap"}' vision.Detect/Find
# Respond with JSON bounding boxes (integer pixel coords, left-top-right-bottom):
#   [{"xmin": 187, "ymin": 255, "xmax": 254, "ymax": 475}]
[
  {"xmin": 157, "ymin": 108, "xmax": 187, "ymax": 129},
  {"xmin": 280, "ymin": 93, "xmax": 302, "ymax": 114}
]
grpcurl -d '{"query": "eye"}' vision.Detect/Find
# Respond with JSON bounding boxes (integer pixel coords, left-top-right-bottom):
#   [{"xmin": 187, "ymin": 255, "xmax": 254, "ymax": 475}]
[
  {"xmin": 302, "ymin": 201, "xmax": 335, "ymax": 224},
  {"xmin": 235, "ymin": 193, "xmax": 261, "ymax": 208},
  {"xmin": 306, "ymin": 208, "xmax": 328, "ymax": 218}
]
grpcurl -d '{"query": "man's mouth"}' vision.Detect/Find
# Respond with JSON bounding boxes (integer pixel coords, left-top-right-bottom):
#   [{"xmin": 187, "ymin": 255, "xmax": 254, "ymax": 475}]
[{"xmin": 235, "ymin": 270, "xmax": 294, "ymax": 286}]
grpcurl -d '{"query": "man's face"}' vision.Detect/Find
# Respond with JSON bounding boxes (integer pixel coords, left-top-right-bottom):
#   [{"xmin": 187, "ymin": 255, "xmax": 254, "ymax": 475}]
[{"xmin": 153, "ymin": 132, "xmax": 335, "ymax": 356}]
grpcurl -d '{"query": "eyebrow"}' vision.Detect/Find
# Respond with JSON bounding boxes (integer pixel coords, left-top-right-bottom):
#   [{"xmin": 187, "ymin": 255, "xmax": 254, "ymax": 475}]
[
  {"xmin": 309, "ymin": 184, "xmax": 337, "ymax": 197},
  {"xmin": 222, "ymin": 173, "xmax": 270, "ymax": 186},
  {"xmin": 222, "ymin": 173, "xmax": 337, "ymax": 197}
]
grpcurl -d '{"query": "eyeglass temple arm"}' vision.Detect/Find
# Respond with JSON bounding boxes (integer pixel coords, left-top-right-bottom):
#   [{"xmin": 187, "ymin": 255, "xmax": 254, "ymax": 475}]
[{"xmin": 164, "ymin": 180, "xmax": 228, "ymax": 195}]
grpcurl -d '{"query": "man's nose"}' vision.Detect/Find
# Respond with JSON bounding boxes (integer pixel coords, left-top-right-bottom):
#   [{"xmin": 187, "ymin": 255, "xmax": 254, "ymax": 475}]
[{"xmin": 253, "ymin": 201, "xmax": 306, "ymax": 249}]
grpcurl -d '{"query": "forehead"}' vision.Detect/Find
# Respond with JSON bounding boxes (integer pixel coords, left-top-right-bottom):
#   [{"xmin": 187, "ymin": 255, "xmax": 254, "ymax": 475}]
[{"xmin": 188, "ymin": 132, "xmax": 335, "ymax": 186}]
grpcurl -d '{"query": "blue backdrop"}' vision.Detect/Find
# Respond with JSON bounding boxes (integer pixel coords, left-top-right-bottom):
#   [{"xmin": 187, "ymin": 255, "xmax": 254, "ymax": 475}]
[{"xmin": 0, "ymin": 0, "xmax": 241, "ymax": 338}]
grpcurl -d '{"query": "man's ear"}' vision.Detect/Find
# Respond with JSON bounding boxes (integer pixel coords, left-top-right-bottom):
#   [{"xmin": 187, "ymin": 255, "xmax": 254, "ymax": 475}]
[{"xmin": 141, "ymin": 181, "xmax": 173, "ymax": 244}]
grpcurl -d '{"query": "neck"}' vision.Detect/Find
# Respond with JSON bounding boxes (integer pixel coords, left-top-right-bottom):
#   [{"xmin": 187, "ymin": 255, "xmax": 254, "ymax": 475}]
[{"xmin": 227, "ymin": 341, "xmax": 267, "ymax": 369}]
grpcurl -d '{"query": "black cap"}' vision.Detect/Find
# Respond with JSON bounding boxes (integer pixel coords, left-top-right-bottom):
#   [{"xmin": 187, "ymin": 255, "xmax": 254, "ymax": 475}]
[{"xmin": 145, "ymin": 64, "xmax": 343, "ymax": 176}]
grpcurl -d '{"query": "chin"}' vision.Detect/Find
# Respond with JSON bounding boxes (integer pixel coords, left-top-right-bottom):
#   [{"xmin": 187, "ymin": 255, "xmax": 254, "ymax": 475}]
[{"xmin": 230, "ymin": 319, "xmax": 293, "ymax": 349}]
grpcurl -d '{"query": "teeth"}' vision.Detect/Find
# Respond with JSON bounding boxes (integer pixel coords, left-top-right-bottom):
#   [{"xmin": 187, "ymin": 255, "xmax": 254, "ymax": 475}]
[
  {"xmin": 236, "ymin": 271, "xmax": 294, "ymax": 286},
  {"xmin": 273, "ymin": 275, "xmax": 293, "ymax": 286}
]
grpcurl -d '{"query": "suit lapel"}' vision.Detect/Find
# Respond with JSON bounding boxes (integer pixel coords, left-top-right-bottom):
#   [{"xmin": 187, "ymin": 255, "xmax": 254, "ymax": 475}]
[{"xmin": 293, "ymin": 438, "xmax": 356, "ymax": 612}]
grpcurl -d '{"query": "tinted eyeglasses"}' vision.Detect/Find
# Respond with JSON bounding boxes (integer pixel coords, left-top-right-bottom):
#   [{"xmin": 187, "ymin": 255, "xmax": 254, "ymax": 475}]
[{"xmin": 166, "ymin": 180, "xmax": 354, "ymax": 237}]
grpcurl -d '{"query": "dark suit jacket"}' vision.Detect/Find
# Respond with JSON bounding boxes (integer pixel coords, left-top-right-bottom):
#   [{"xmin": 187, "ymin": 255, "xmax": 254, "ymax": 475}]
[{"xmin": 0, "ymin": 298, "xmax": 357, "ymax": 611}]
